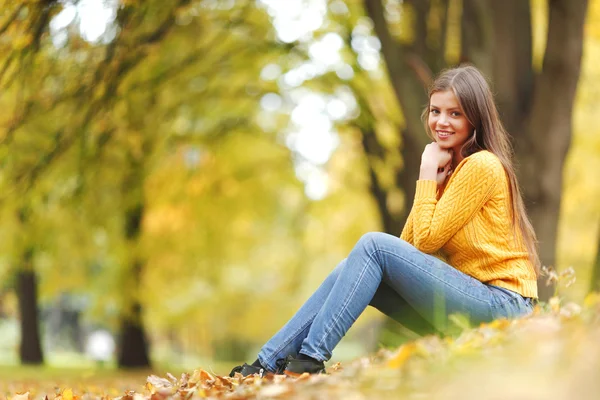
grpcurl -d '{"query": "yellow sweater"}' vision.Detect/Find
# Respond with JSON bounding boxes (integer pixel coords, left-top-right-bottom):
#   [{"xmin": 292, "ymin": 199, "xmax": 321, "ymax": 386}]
[{"xmin": 400, "ymin": 150, "xmax": 538, "ymax": 299}]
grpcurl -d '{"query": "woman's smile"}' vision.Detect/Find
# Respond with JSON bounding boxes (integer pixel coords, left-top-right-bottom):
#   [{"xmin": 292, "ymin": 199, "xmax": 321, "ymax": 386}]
[{"xmin": 436, "ymin": 130, "xmax": 455, "ymax": 139}]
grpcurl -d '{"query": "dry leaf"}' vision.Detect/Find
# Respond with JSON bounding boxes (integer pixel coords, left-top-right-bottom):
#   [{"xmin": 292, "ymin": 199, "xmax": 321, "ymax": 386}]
[
  {"xmin": 62, "ymin": 388, "xmax": 74, "ymax": 400},
  {"xmin": 387, "ymin": 342, "xmax": 417, "ymax": 369},
  {"xmin": 10, "ymin": 392, "xmax": 30, "ymax": 400}
]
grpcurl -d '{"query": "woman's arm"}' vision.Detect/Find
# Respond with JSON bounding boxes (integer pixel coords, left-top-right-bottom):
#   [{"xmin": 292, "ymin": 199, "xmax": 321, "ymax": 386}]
[
  {"xmin": 411, "ymin": 151, "xmax": 501, "ymax": 253},
  {"xmin": 401, "ymin": 143, "xmax": 452, "ymax": 245},
  {"xmin": 400, "ymin": 208, "xmax": 414, "ymax": 244}
]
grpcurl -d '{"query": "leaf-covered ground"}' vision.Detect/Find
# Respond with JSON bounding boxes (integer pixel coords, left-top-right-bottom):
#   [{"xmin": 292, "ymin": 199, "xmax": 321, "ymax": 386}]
[{"xmin": 2, "ymin": 295, "xmax": 600, "ymax": 400}]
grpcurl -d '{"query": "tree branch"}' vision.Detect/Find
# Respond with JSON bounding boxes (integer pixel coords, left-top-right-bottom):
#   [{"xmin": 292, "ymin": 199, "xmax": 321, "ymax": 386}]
[{"xmin": 0, "ymin": 3, "xmax": 25, "ymax": 36}]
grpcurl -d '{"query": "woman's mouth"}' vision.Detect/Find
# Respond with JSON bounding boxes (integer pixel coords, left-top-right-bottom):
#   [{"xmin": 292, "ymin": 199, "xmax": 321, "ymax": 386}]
[{"xmin": 437, "ymin": 130, "xmax": 454, "ymax": 139}]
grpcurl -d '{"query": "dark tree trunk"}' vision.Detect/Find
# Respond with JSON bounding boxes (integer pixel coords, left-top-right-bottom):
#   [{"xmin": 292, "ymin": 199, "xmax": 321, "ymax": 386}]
[
  {"xmin": 363, "ymin": 0, "xmax": 432, "ymax": 235},
  {"xmin": 117, "ymin": 262, "xmax": 151, "ymax": 368},
  {"xmin": 360, "ymin": 127, "xmax": 402, "ymax": 236},
  {"xmin": 117, "ymin": 190, "xmax": 151, "ymax": 369},
  {"xmin": 16, "ymin": 249, "xmax": 44, "ymax": 365},
  {"xmin": 460, "ymin": 0, "xmax": 493, "ymax": 75},
  {"xmin": 490, "ymin": 0, "xmax": 534, "ymax": 134},
  {"xmin": 517, "ymin": 0, "xmax": 588, "ymax": 300}
]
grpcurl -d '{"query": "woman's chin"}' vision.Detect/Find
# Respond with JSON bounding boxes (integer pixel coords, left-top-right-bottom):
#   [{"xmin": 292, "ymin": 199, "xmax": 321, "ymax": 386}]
[{"xmin": 435, "ymin": 140, "xmax": 454, "ymax": 149}]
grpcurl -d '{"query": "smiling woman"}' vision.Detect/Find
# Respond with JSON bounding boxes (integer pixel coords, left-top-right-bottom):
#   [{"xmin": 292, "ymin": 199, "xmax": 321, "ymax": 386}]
[{"xmin": 228, "ymin": 65, "xmax": 541, "ymax": 378}]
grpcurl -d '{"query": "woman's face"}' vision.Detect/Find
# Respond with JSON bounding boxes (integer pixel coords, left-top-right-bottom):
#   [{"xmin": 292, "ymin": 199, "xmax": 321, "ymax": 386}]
[{"xmin": 428, "ymin": 90, "xmax": 472, "ymax": 154}]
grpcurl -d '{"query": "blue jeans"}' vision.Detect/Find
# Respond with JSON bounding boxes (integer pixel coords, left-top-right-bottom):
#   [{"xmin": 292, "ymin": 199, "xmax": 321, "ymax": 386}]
[{"xmin": 257, "ymin": 232, "xmax": 533, "ymax": 371}]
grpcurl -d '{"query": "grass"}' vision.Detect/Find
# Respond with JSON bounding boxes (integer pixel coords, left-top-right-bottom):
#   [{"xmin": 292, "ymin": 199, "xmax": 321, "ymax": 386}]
[{"xmin": 0, "ymin": 360, "xmax": 240, "ymax": 397}]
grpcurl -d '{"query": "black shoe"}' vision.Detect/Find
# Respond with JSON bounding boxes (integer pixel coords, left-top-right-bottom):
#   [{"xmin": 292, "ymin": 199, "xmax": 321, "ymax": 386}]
[
  {"xmin": 229, "ymin": 363, "xmax": 265, "ymax": 378},
  {"xmin": 276, "ymin": 355, "xmax": 325, "ymax": 377}
]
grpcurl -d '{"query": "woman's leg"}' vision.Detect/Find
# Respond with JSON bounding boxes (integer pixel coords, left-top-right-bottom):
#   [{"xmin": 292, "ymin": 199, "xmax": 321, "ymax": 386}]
[
  {"xmin": 369, "ymin": 281, "xmax": 439, "ymax": 337},
  {"xmin": 256, "ymin": 259, "xmax": 346, "ymax": 372},
  {"xmin": 257, "ymin": 257, "xmax": 439, "ymax": 371},
  {"xmin": 257, "ymin": 260, "xmax": 439, "ymax": 371},
  {"xmin": 298, "ymin": 232, "xmax": 532, "ymax": 362}
]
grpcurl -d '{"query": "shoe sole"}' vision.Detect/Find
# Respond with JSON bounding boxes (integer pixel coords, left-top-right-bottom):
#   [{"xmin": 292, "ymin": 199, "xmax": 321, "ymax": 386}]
[{"xmin": 283, "ymin": 369, "xmax": 325, "ymax": 378}]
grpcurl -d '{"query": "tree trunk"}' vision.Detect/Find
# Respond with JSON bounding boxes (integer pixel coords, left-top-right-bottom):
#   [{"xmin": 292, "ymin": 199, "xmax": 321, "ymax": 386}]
[
  {"xmin": 363, "ymin": 0, "xmax": 432, "ymax": 233},
  {"xmin": 16, "ymin": 248, "xmax": 44, "ymax": 365},
  {"xmin": 118, "ymin": 311, "xmax": 150, "ymax": 367},
  {"xmin": 360, "ymin": 127, "xmax": 403, "ymax": 235},
  {"xmin": 518, "ymin": 0, "xmax": 588, "ymax": 300},
  {"xmin": 460, "ymin": 0, "xmax": 493, "ymax": 75},
  {"xmin": 117, "ymin": 192, "xmax": 151, "ymax": 368},
  {"xmin": 117, "ymin": 262, "xmax": 151, "ymax": 368},
  {"xmin": 490, "ymin": 0, "xmax": 534, "ymax": 134}
]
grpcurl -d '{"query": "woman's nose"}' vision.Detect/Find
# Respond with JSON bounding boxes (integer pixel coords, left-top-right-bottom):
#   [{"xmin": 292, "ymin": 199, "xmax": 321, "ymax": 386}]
[{"xmin": 438, "ymin": 113, "xmax": 449, "ymax": 126}]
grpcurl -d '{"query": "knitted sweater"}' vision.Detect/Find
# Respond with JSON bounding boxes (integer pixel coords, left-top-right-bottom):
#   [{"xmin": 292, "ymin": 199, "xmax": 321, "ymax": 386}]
[{"xmin": 400, "ymin": 150, "xmax": 538, "ymax": 299}]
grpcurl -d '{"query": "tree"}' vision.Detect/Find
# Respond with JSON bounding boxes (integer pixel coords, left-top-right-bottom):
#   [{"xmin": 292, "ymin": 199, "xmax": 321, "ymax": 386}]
[
  {"xmin": 93, "ymin": 0, "xmax": 283, "ymax": 367},
  {"xmin": 15, "ymin": 212, "xmax": 44, "ymax": 365},
  {"xmin": 0, "ymin": 0, "xmax": 283, "ymax": 366},
  {"xmin": 362, "ymin": 0, "xmax": 589, "ymax": 300}
]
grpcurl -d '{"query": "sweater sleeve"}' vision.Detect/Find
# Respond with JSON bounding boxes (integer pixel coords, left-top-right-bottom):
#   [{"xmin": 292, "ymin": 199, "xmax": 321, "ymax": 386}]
[
  {"xmin": 412, "ymin": 152, "xmax": 501, "ymax": 253},
  {"xmin": 400, "ymin": 208, "xmax": 414, "ymax": 244}
]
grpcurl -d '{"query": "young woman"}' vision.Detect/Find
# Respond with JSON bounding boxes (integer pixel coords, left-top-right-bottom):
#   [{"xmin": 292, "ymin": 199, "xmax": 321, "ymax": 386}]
[{"xmin": 230, "ymin": 65, "xmax": 539, "ymax": 378}]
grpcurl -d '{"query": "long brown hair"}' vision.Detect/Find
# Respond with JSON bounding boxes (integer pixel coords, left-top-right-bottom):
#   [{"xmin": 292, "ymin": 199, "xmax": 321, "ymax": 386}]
[{"xmin": 421, "ymin": 65, "xmax": 540, "ymax": 275}]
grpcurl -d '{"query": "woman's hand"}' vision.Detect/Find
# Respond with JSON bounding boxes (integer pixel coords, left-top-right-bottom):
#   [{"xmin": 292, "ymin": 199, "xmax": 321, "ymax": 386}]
[
  {"xmin": 436, "ymin": 159, "xmax": 453, "ymax": 187},
  {"xmin": 419, "ymin": 142, "xmax": 453, "ymax": 186}
]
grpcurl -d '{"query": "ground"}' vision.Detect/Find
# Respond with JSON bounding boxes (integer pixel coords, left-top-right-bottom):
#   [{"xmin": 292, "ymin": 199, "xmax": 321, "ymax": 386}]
[{"xmin": 1, "ymin": 295, "xmax": 599, "ymax": 400}]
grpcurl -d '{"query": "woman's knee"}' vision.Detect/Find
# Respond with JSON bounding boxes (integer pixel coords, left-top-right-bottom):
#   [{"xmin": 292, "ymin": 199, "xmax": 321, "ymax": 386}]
[
  {"xmin": 355, "ymin": 231, "xmax": 413, "ymax": 256},
  {"xmin": 356, "ymin": 232, "xmax": 388, "ymax": 252}
]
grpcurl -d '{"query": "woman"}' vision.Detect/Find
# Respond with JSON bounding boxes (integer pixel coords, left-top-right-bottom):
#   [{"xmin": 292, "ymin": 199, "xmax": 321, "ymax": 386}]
[{"xmin": 230, "ymin": 65, "xmax": 539, "ymax": 378}]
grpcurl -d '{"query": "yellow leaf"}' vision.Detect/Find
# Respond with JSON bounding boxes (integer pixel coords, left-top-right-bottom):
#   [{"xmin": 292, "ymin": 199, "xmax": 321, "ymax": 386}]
[
  {"xmin": 387, "ymin": 342, "xmax": 417, "ymax": 369},
  {"xmin": 187, "ymin": 369, "xmax": 202, "ymax": 385},
  {"xmin": 61, "ymin": 388, "xmax": 73, "ymax": 400},
  {"xmin": 144, "ymin": 382, "xmax": 155, "ymax": 394},
  {"xmin": 484, "ymin": 318, "xmax": 511, "ymax": 330},
  {"xmin": 199, "ymin": 369, "xmax": 214, "ymax": 381}
]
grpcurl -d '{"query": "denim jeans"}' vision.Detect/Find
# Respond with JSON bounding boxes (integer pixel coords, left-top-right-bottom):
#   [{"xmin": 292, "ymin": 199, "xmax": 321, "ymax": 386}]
[{"xmin": 257, "ymin": 232, "xmax": 534, "ymax": 372}]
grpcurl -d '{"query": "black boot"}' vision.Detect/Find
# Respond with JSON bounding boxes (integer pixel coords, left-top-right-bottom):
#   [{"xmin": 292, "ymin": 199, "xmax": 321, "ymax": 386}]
[
  {"xmin": 276, "ymin": 355, "xmax": 325, "ymax": 377},
  {"xmin": 229, "ymin": 363, "xmax": 265, "ymax": 378}
]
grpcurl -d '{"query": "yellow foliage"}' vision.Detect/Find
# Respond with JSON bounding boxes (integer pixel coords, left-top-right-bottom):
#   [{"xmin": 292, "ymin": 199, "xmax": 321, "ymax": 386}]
[
  {"xmin": 60, "ymin": 388, "xmax": 74, "ymax": 400},
  {"xmin": 144, "ymin": 205, "xmax": 189, "ymax": 235},
  {"xmin": 386, "ymin": 342, "xmax": 417, "ymax": 368}
]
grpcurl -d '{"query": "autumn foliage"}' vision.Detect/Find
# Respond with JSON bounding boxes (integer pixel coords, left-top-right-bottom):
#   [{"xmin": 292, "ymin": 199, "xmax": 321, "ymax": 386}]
[{"xmin": 3, "ymin": 294, "xmax": 599, "ymax": 399}]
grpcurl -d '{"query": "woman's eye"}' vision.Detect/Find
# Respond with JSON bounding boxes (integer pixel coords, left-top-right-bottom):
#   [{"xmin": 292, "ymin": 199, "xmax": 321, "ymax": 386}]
[
  {"xmin": 451, "ymin": 111, "xmax": 461, "ymax": 117},
  {"xmin": 430, "ymin": 109, "xmax": 439, "ymax": 114}
]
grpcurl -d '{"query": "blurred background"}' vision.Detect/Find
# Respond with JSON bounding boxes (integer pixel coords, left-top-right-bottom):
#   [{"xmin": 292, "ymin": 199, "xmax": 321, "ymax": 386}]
[{"xmin": 0, "ymin": 0, "xmax": 598, "ymax": 375}]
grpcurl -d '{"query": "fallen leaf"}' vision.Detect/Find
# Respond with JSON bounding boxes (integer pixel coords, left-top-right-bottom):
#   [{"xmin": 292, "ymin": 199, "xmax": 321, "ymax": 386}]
[
  {"xmin": 387, "ymin": 342, "xmax": 417, "ymax": 369},
  {"xmin": 10, "ymin": 392, "xmax": 30, "ymax": 400},
  {"xmin": 62, "ymin": 388, "xmax": 74, "ymax": 400}
]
